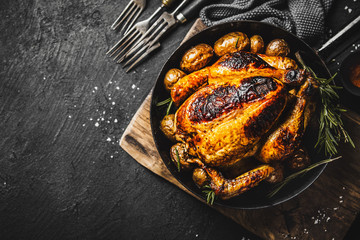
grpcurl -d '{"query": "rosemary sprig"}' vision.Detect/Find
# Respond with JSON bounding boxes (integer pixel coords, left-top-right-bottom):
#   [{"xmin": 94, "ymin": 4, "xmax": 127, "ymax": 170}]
[
  {"xmin": 295, "ymin": 52, "xmax": 355, "ymax": 156},
  {"xmin": 166, "ymin": 100, "xmax": 173, "ymax": 115},
  {"xmin": 156, "ymin": 97, "xmax": 171, "ymax": 106},
  {"xmin": 175, "ymin": 148, "xmax": 181, "ymax": 172},
  {"xmin": 156, "ymin": 97, "xmax": 174, "ymax": 115},
  {"xmin": 202, "ymin": 185, "xmax": 216, "ymax": 205},
  {"xmin": 268, "ymin": 156, "xmax": 342, "ymax": 198}
]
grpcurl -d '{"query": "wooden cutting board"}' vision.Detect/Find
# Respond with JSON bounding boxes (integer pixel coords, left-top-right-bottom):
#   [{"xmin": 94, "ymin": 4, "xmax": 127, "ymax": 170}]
[{"xmin": 120, "ymin": 19, "xmax": 360, "ymax": 240}]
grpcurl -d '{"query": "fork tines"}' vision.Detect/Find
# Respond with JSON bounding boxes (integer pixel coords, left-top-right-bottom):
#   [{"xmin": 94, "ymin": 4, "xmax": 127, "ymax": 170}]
[{"xmin": 111, "ymin": 0, "xmax": 146, "ymax": 33}]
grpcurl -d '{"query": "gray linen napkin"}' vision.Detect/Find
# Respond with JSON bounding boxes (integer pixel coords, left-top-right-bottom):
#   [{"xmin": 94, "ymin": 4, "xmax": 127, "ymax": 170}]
[{"xmin": 200, "ymin": 0, "xmax": 334, "ymax": 44}]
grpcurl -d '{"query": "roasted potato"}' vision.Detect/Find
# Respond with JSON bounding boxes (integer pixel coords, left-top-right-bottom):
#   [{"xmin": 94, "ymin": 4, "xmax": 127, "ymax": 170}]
[
  {"xmin": 266, "ymin": 164, "xmax": 284, "ymax": 184},
  {"xmin": 164, "ymin": 68, "xmax": 186, "ymax": 91},
  {"xmin": 192, "ymin": 168, "xmax": 209, "ymax": 188},
  {"xmin": 160, "ymin": 114, "xmax": 176, "ymax": 142},
  {"xmin": 180, "ymin": 43, "xmax": 214, "ymax": 72},
  {"xmin": 170, "ymin": 143, "xmax": 192, "ymax": 170},
  {"xmin": 265, "ymin": 39, "xmax": 290, "ymax": 57},
  {"xmin": 250, "ymin": 35, "xmax": 264, "ymax": 53},
  {"xmin": 214, "ymin": 32, "xmax": 250, "ymax": 56}
]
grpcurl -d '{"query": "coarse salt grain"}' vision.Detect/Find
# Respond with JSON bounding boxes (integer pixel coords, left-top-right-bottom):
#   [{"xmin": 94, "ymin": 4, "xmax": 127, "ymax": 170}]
[
  {"xmin": 95, "ymin": 122, "xmax": 99, "ymax": 127},
  {"xmin": 106, "ymin": 137, "xmax": 111, "ymax": 142},
  {"xmin": 132, "ymin": 84, "xmax": 136, "ymax": 89}
]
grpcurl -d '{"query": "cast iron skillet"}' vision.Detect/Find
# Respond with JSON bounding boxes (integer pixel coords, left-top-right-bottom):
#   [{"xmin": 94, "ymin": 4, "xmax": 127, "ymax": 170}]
[{"xmin": 150, "ymin": 21, "xmax": 331, "ymax": 209}]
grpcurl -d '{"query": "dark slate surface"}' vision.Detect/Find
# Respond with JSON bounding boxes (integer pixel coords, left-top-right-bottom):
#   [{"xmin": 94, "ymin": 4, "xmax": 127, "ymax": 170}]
[{"xmin": 0, "ymin": 0, "xmax": 359, "ymax": 239}]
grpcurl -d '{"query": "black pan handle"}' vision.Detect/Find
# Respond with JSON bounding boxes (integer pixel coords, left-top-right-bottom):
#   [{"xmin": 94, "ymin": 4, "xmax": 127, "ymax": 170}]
[
  {"xmin": 176, "ymin": 0, "xmax": 216, "ymax": 24},
  {"xmin": 317, "ymin": 15, "xmax": 360, "ymax": 56}
]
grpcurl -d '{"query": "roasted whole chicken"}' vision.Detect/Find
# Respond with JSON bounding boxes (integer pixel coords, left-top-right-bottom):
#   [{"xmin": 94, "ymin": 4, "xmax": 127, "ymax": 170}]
[{"xmin": 160, "ymin": 34, "xmax": 318, "ymax": 200}]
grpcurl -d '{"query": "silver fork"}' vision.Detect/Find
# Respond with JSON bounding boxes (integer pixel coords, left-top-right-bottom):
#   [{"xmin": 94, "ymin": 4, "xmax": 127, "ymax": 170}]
[
  {"xmin": 107, "ymin": 0, "xmax": 177, "ymax": 60},
  {"xmin": 111, "ymin": 0, "xmax": 146, "ymax": 32},
  {"xmin": 118, "ymin": 0, "xmax": 190, "ymax": 63}
]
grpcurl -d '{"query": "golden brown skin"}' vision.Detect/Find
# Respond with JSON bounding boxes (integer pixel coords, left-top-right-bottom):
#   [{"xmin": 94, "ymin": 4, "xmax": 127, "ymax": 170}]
[
  {"xmin": 164, "ymin": 68, "xmax": 186, "ymax": 91},
  {"xmin": 258, "ymin": 53, "xmax": 297, "ymax": 70},
  {"xmin": 160, "ymin": 114, "xmax": 176, "ymax": 142},
  {"xmin": 171, "ymin": 51, "xmax": 299, "ymax": 106},
  {"xmin": 171, "ymin": 68, "xmax": 209, "ymax": 107},
  {"xmin": 256, "ymin": 78, "xmax": 318, "ymax": 163},
  {"xmin": 161, "ymin": 43, "xmax": 317, "ymax": 199},
  {"xmin": 203, "ymin": 165, "xmax": 275, "ymax": 200},
  {"xmin": 250, "ymin": 35, "xmax": 264, "ymax": 53},
  {"xmin": 175, "ymin": 76, "xmax": 288, "ymax": 167},
  {"xmin": 265, "ymin": 39, "xmax": 290, "ymax": 57},
  {"xmin": 180, "ymin": 43, "xmax": 214, "ymax": 73},
  {"xmin": 214, "ymin": 32, "xmax": 250, "ymax": 56}
]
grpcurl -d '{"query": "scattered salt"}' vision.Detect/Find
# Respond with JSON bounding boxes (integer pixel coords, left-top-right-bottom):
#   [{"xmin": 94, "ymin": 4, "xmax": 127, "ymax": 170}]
[
  {"xmin": 68, "ymin": 115, "xmax": 72, "ymax": 118},
  {"xmin": 132, "ymin": 84, "xmax": 136, "ymax": 89},
  {"xmin": 114, "ymin": 119, "xmax": 118, "ymax": 123},
  {"xmin": 95, "ymin": 122, "xmax": 99, "ymax": 127},
  {"xmin": 112, "ymin": 102, "xmax": 115, "ymax": 105},
  {"xmin": 116, "ymin": 86, "xmax": 120, "ymax": 90},
  {"xmin": 94, "ymin": 86, "xmax": 98, "ymax": 90},
  {"xmin": 106, "ymin": 137, "xmax": 111, "ymax": 142}
]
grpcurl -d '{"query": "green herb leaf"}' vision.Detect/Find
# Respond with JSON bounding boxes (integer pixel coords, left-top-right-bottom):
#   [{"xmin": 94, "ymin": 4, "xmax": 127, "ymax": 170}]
[
  {"xmin": 166, "ymin": 100, "xmax": 173, "ymax": 116},
  {"xmin": 295, "ymin": 52, "xmax": 355, "ymax": 156},
  {"xmin": 268, "ymin": 156, "xmax": 342, "ymax": 198},
  {"xmin": 175, "ymin": 148, "xmax": 181, "ymax": 172},
  {"xmin": 202, "ymin": 185, "xmax": 216, "ymax": 205},
  {"xmin": 156, "ymin": 98, "xmax": 171, "ymax": 107}
]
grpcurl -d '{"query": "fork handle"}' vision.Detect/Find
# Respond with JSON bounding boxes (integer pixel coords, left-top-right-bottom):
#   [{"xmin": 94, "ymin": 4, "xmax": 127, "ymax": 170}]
[
  {"xmin": 162, "ymin": 0, "xmax": 179, "ymax": 8},
  {"xmin": 176, "ymin": 0, "xmax": 216, "ymax": 23}
]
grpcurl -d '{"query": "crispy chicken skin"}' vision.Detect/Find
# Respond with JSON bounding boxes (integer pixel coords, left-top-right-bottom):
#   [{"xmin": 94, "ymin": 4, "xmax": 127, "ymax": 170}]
[
  {"xmin": 175, "ymin": 76, "xmax": 288, "ymax": 167},
  {"xmin": 163, "ymin": 50, "xmax": 316, "ymax": 200},
  {"xmin": 203, "ymin": 165, "xmax": 275, "ymax": 200},
  {"xmin": 171, "ymin": 51, "xmax": 298, "ymax": 106},
  {"xmin": 257, "ymin": 77, "xmax": 318, "ymax": 163}
]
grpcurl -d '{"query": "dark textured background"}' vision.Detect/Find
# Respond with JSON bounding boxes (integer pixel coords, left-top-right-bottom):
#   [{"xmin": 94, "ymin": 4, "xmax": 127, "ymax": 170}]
[{"xmin": 0, "ymin": 0, "xmax": 359, "ymax": 239}]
